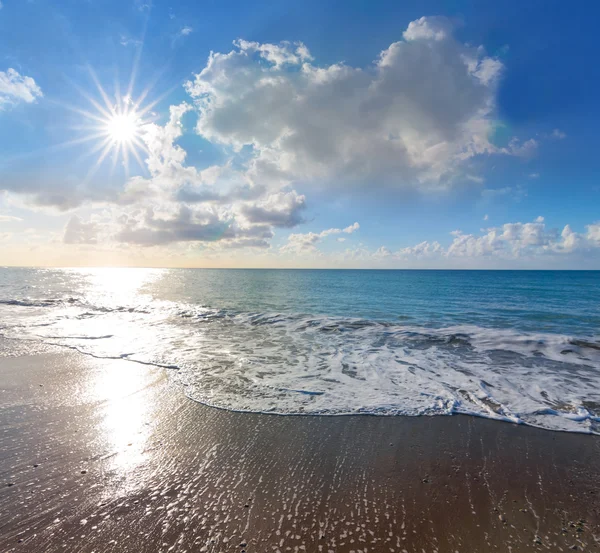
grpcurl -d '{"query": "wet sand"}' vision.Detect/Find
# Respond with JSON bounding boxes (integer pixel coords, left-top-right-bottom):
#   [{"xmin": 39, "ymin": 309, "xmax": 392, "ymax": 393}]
[{"xmin": 1, "ymin": 340, "xmax": 599, "ymax": 552}]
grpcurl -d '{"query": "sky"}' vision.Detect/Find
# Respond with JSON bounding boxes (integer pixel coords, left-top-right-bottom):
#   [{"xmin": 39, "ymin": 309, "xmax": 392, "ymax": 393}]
[{"xmin": 1, "ymin": 0, "xmax": 599, "ymax": 268}]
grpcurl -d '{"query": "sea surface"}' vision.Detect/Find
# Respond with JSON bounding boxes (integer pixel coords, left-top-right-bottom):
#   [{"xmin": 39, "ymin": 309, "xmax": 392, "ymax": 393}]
[{"xmin": 1, "ymin": 267, "xmax": 599, "ymax": 433}]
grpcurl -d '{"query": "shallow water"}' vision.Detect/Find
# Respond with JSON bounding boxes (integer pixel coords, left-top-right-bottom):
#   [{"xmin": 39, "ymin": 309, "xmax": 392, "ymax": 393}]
[{"xmin": 1, "ymin": 267, "xmax": 599, "ymax": 433}]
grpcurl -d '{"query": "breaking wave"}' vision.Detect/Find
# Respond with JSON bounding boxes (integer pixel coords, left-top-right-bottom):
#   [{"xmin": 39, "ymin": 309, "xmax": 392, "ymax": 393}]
[{"xmin": 1, "ymin": 294, "xmax": 599, "ymax": 434}]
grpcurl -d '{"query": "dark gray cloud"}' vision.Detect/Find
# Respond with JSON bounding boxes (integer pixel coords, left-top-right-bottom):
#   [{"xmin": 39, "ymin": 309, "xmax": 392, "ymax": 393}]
[
  {"xmin": 115, "ymin": 205, "xmax": 235, "ymax": 245},
  {"xmin": 113, "ymin": 205, "xmax": 273, "ymax": 247}
]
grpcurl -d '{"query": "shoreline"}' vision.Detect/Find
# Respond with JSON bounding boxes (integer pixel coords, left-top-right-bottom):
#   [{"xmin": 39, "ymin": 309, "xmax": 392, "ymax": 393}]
[
  {"xmin": 1, "ymin": 344, "xmax": 599, "ymax": 552},
  {"xmin": 11, "ymin": 336, "xmax": 600, "ymax": 436}
]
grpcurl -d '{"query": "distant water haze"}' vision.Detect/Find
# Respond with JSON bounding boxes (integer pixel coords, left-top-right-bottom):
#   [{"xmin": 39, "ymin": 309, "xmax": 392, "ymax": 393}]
[{"xmin": 0, "ymin": 268, "xmax": 599, "ymax": 433}]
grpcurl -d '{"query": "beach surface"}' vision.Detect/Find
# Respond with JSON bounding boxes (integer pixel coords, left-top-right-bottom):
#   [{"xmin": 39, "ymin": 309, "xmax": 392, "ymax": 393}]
[{"xmin": 1, "ymin": 339, "xmax": 599, "ymax": 553}]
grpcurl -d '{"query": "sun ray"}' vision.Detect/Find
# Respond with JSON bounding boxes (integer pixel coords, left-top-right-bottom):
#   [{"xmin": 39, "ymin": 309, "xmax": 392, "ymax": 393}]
[
  {"xmin": 126, "ymin": 37, "xmax": 145, "ymax": 102},
  {"xmin": 129, "ymin": 144, "xmax": 146, "ymax": 173},
  {"xmin": 55, "ymin": 101, "xmax": 111, "ymax": 125},
  {"xmin": 3, "ymin": 67, "xmax": 160, "ymax": 177},
  {"xmin": 56, "ymin": 63, "xmax": 168, "ymax": 178},
  {"xmin": 130, "ymin": 63, "xmax": 172, "ymax": 112},
  {"xmin": 137, "ymin": 84, "xmax": 179, "ymax": 118},
  {"xmin": 68, "ymin": 80, "xmax": 114, "ymax": 121},
  {"xmin": 87, "ymin": 65, "xmax": 117, "ymax": 115},
  {"xmin": 84, "ymin": 139, "xmax": 115, "ymax": 184},
  {"xmin": 122, "ymin": 142, "xmax": 130, "ymax": 179},
  {"xmin": 51, "ymin": 131, "xmax": 111, "ymax": 149},
  {"xmin": 131, "ymin": 135, "xmax": 150, "ymax": 154},
  {"xmin": 110, "ymin": 142, "xmax": 120, "ymax": 175}
]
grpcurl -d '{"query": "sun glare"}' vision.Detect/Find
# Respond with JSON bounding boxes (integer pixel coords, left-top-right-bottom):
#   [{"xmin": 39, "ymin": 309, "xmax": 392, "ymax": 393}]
[
  {"xmin": 106, "ymin": 111, "xmax": 140, "ymax": 144},
  {"xmin": 60, "ymin": 66, "xmax": 167, "ymax": 180}
]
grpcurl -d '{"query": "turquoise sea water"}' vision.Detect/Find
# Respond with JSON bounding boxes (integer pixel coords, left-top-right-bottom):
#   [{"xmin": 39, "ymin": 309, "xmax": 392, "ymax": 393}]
[{"xmin": 1, "ymin": 268, "xmax": 599, "ymax": 432}]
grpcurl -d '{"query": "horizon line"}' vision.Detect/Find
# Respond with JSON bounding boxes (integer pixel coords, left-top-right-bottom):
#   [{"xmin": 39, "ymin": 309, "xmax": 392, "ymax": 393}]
[{"xmin": 0, "ymin": 265, "xmax": 598, "ymax": 272}]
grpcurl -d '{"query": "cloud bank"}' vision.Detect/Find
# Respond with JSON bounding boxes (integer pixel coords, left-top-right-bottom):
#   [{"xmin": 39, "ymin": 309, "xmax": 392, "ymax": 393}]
[{"xmin": 356, "ymin": 217, "xmax": 600, "ymax": 266}]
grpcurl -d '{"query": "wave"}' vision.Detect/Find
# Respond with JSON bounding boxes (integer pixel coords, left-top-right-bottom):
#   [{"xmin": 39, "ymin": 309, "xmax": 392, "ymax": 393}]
[
  {"xmin": 0, "ymin": 298, "xmax": 77, "ymax": 308},
  {"xmin": 1, "ymin": 297, "xmax": 599, "ymax": 434}
]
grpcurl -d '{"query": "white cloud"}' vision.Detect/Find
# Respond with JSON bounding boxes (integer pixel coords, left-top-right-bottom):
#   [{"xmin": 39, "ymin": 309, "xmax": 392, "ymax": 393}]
[
  {"xmin": 63, "ymin": 215, "xmax": 99, "ymax": 244},
  {"xmin": 0, "ymin": 215, "xmax": 22, "ymax": 222},
  {"xmin": 402, "ymin": 16, "xmax": 455, "ymax": 42},
  {"xmin": 0, "ymin": 68, "xmax": 43, "ymax": 110},
  {"xmin": 120, "ymin": 35, "xmax": 143, "ymax": 47},
  {"xmin": 185, "ymin": 17, "xmax": 525, "ymax": 191},
  {"xmin": 502, "ymin": 137, "xmax": 538, "ymax": 158},
  {"xmin": 239, "ymin": 191, "xmax": 306, "ymax": 228},
  {"xmin": 370, "ymin": 217, "xmax": 600, "ymax": 264},
  {"xmin": 587, "ymin": 222, "xmax": 600, "ymax": 244},
  {"xmin": 373, "ymin": 246, "xmax": 392, "ymax": 259},
  {"xmin": 233, "ymin": 39, "xmax": 313, "ymax": 68},
  {"xmin": 281, "ymin": 222, "xmax": 360, "ymax": 253},
  {"xmin": 343, "ymin": 222, "xmax": 360, "ymax": 233},
  {"xmin": 280, "ymin": 232, "xmax": 322, "ymax": 253},
  {"xmin": 483, "ymin": 214, "xmax": 488, "ymax": 221},
  {"xmin": 94, "ymin": 104, "xmax": 294, "ymax": 249},
  {"xmin": 529, "ymin": 172, "xmax": 540, "ymax": 179},
  {"xmin": 179, "ymin": 26, "xmax": 193, "ymax": 37},
  {"xmin": 397, "ymin": 240, "xmax": 443, "ymax": 258},
  {"xmin": 551, "ymin": 129, "xmax": 566, "ymax": 140}
]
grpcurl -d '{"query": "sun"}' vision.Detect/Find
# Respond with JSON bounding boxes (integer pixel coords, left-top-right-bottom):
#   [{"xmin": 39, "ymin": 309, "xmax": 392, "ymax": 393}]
[
  {"xmin": 61, "ymin": 67, "xmax": 165, "ymax": 180},
  {"xmin": 105, "ymin": 111, "xmax": 140, "ymax": 144}
]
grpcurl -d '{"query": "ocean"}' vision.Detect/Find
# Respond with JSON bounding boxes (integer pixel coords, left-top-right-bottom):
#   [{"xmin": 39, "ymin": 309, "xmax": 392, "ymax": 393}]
[{"xmin": 1, "ymin": 267, "xmax": 599, "ymax": 433}]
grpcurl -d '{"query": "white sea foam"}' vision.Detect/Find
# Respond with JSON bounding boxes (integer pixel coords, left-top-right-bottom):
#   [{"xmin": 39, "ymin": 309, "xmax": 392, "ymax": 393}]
[{"xmin": 2, "ymin": 297, "xmax": 599, "ymax": 434}]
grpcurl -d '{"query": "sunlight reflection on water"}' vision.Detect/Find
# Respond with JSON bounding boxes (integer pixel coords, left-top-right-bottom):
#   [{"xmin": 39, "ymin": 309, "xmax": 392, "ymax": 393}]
[
  {"xmin": 69, "ymin": 267, "xmax": 165, "ymax": 308},
  {"xmin": 84, "ymin": 358, "xmax": 161, "ymax": 492}
]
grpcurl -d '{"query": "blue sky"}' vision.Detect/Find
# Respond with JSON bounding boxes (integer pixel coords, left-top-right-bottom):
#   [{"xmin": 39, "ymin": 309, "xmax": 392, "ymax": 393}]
[{"xmin": 0, "ymin": 0, "xmax": 599, "ymax": 267}]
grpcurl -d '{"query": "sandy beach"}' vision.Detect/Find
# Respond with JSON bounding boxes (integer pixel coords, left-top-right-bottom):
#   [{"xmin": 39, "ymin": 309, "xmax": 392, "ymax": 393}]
[{"xmin": 1, "ymin": 338, "xmax": 599, "ymax": 552}]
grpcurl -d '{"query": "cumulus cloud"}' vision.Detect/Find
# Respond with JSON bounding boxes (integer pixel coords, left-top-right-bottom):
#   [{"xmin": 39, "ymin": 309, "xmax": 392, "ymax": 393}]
[
  {"xmin": 239, "ymin": 191, "xmax": 306, "ymax": 227},
  {"xmin": 0, "ymin": 68, "xmax": 43, "ymax": 110},
  {"xmin": 281, "ymin": 222, "xmax": 359, "ymax": 253},
  {"xmin": 587, "ymin": 222, "xmax": 600, "ymax": 244},
  {"xmin": 402, "ymin": 16, "xmax": 455, "ymax": 42},
  {"xmin": 371, "ymin": 217, "xmax": 600, "ymax": 263},
  {"xmin": 115, "ymin": 207, "xmax": 233, "ymax": 245},
  {"xmin": 184, "ymin": 17, "xmax": 522, "ymax": 190},
  {"xmin": 0, "ymin": 16, "xmax": 566, "ymax": 260},
  {"xmin": 91, "ymin": 105, "xmax": 297, "ymax": 248}
]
